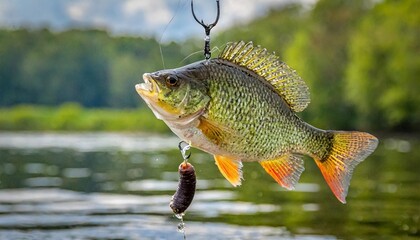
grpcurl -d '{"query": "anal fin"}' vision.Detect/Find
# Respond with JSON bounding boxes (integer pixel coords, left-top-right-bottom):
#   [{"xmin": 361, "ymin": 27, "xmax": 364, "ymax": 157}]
[
  {"xmin": 214, "ymin": 155, "xmax": 243, "ymax": 187},
  {"xmin": 259, "ymin": 154, "xmax": 305, "ymax": 190}
]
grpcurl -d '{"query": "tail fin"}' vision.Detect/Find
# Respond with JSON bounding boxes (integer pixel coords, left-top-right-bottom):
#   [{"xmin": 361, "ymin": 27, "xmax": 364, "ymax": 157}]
[{"xmin": 315, "ymin": 131, "xmax": 378, "ymax": 203}]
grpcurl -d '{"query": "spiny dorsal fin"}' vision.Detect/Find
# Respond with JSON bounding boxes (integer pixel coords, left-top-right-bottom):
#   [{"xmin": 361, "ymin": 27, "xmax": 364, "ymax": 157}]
[{"xmin": 218, "ymin": 41, "xmax": 310, "ymax": 112}]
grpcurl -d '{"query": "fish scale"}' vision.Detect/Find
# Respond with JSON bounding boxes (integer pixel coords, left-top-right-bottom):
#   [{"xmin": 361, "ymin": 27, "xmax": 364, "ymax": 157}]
[
  {"xmin": 205, "ymin": 60, "xmax": 315, "ymax": 160},
  {"xmin": 136, "ymin": 41, "xmax": 378, "ymax": 203}
]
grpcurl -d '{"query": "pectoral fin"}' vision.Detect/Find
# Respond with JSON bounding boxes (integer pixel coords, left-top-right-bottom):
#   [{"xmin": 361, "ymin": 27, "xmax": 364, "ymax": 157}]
[
  {"xmin": 214, "ymin": 155, "xmax": 243, "ymax": 187},
  {"xmin": 259, "ymin": 154, "xmax": 305, "ymax": 190},
  {"xmin": 198, "ymin": 118, "xmax": 227, "ymax": 145},
  {"xmin": 198, "ymin": 117, "xmax": 242, "ymax": 145}
]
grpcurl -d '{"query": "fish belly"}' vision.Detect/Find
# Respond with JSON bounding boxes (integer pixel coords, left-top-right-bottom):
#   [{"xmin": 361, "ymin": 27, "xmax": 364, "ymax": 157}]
[{"xmin": 165, "ymin": 119, "xmax": 232, "ymax": 157}]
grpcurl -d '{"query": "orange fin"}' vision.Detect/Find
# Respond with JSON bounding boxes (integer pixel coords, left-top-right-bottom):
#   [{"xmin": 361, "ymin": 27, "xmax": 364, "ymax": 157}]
[
  {"xmin": 259, "ymin": 154, "xmax": 304, "ymax": 190},
  {"xmin": 214, "ymin": 155, "xmax": 243, "ymax": 186},
  {"xmin": 198, "ymin": 118, "xmax": 227, "ymax": 145},
  {"xmin": 315, "ymin": 131, "xmax": 378, "ymax": 203},
  {"xmin": 198, "ymin": 117, "xmax": 242, "ymax": 145}
]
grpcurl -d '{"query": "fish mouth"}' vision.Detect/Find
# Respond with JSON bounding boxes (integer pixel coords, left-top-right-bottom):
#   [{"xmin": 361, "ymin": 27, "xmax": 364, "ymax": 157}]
[
  {"xmin": 135, "ymin": 73, "xmax": 159, "ymax": 98},
  {"xmin": 135, "ymin": 73, "xmax": 169, "ymax": 120},
  {"xmin": 135, "ymin": 73, "xmax": 205, "ymax": 124}
]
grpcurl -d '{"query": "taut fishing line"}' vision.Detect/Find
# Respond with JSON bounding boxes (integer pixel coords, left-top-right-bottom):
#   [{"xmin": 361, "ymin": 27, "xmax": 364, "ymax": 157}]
[
  {"xmin": 158, "ymin": 0, "xmax": 224, "ymax": 67},
  {"xmin": 157, "ymin": 0, "xmax": 188, "ymax": 69},
  {"xmin": 178, "ymin": 46, "xmax": 221, "ymax": 65},
  {"xmin": 179, "ymin": 0, "xmax": 223, "ymax": 65},
  {"xmin": 154, "ymin": 2, "xmax": 223, "ymax": 239}
]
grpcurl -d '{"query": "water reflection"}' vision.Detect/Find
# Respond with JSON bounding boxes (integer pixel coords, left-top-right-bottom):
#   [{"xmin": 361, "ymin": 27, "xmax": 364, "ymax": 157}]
[
  {"xmin": 24, "ymin": 177, "xmax": 63, "ymax": 187},
  {"xmin": 0, "ymin": 133, "xmax": 419, "ymax": 239},
  {"xmin": 0, "ymin": 132, "xmax": 179, "ymax": 152}
]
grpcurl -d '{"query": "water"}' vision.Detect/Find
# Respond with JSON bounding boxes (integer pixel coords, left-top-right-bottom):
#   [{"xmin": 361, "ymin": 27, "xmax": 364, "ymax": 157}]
[{"xmin": 0, "ymin": 132, "xmax": 419, "ymax": 239}]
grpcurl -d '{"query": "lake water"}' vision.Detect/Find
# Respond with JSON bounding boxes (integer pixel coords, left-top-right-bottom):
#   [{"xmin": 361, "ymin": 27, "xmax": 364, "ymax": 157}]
[{"xmin": 0, "ymin": 132, "xmax": 419, "ymax": 240}]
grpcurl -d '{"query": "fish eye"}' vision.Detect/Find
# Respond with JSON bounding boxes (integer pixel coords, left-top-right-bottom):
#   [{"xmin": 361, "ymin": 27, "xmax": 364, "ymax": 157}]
[{"xmin": 166, "ymin": 75, "xmax": 179, "ymax": 87}]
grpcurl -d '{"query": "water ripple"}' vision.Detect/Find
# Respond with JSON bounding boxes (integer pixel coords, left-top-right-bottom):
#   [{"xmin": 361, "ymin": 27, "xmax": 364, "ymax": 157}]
[{"xmin": 0, "ymin": 132, "xmax": 179, "ymax": 152}]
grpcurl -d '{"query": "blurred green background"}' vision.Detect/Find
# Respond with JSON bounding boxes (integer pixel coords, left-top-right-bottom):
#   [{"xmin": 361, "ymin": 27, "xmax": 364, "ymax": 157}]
[
  {"xmin": 0, "ymin": 1, "xmax": 419, "ymax": 239},
  {"xmin": 0, "ymin": 0, "xmax": 419, "ymax": 133}
]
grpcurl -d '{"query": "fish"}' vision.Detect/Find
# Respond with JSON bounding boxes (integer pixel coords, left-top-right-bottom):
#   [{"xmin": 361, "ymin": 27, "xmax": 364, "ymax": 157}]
[{"xmin": 136, "ymin": 41, "xmax": 378, "ymax": 203}]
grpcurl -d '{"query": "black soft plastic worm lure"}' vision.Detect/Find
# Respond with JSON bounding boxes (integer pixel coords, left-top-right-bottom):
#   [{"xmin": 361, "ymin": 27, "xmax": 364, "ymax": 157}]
[{"xmin": 170, "ymin": 162, "xmax": 196, "ymax": 215}]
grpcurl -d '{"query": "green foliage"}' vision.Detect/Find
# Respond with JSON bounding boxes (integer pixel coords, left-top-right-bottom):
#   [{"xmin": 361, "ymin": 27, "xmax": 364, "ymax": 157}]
[
  {"xmin": 0, "ymin": 104, "xmax": 170, "ymax": 133},
  {"xmin": 0, "ymin": 0, "xmax": 419, "ymax": 132},
  {"xmin": 0, "ymin": 29, "xmax": 185, "ymax": 108},
  {"xmin": 217, "ymin": 0, "xmax": 419, "ymax": 132},
  {"xmin": 0, "ymin": 105, "xmax": 49, "ymax": 131},
  {"xmin": 51, "ymin": 103, "xmax": 84, "ymax": 130},
  {"xmin": 345, "ymin": 0, "xmax": 420, "ymax": 131},
  {"xmin": 284, "ymin": 0, "xmax": 372, "ymax": 129},
  {"xmin": 214, "ymin": 4, "xmax": 304, "ymax": 60}
]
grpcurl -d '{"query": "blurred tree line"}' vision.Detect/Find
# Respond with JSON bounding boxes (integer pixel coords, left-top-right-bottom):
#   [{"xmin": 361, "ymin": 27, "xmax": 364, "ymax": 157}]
[
  {"xmin": 0, "ymin": 0, "xmax": 418, "ymax": 132},
  {"xmin": 0, "ymin": 29, "xmax": 188, "ymax": 108},
  {"xmin": 216, "ymin": 0, "xmax": 419, "ymax": 132}
]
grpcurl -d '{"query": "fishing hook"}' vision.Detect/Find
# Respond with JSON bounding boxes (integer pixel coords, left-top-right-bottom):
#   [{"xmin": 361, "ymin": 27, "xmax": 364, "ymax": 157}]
[
  {"xmin": 178, "ymin": 141, "xmax": 191, "ymax": 162},
  {"xmin": 191, "ymin": 0, "xmax": 220, "ymax": 60}
]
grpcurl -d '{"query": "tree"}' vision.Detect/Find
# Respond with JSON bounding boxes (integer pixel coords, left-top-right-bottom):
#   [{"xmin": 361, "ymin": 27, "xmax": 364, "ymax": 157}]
[
  {"xmin": 284, "ymin": 0, "xmax": 372, "ymax": 129},
  {"xmin": 0, "ymin": 29, "xmax": 46, "ymax": 105},
  {"xmin": 345, "ymin": 0, "xmax": 420, "ymax": 131},
  {"xmin": 19, "ymin": 30, "xmax": 111, "ymax": 107},
  {"xmin": 214, "ymin": 4, "xmax": 304, "ymax": 60}
]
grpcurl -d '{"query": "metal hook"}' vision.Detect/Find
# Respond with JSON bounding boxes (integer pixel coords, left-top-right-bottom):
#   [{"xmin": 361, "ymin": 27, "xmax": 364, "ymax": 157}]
[
  {"xmin": 191, "ymin": 0, "xmax": 220, "ymax": 60},
  {"xmin": 178, "ymin": 141, "xmax": 191, "ymax": 161}
]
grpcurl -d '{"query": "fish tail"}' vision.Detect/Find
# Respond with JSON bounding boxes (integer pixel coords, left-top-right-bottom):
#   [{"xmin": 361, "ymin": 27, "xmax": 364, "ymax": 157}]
[{"xmin": 314, "ymin": 131, "xmax": 378, "ymax": 203}]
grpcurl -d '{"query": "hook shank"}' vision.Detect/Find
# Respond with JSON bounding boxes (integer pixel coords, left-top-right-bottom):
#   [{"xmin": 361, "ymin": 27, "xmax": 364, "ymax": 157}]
[{"xmin": 191, "ymin": 0, "xmax": 220, "ymax": 60}]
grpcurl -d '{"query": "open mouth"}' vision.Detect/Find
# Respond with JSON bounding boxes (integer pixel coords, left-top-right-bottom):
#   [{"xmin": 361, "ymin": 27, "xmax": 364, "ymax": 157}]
[{"xmin": 135, "ymin": 73, "xmax": 159, "ymax": 97}]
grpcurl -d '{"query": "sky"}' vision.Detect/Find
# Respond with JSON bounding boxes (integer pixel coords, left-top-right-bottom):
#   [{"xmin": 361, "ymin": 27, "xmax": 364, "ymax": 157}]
[{"xmin": 0, "ymin": 0, "xmax": 316, "ymax": 41}]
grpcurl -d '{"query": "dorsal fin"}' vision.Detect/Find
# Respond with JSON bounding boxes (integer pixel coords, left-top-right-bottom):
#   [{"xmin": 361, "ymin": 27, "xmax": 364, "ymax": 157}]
[{"xmin": 218, "ymin": 41, "xmax": 310, "ymax": 112}]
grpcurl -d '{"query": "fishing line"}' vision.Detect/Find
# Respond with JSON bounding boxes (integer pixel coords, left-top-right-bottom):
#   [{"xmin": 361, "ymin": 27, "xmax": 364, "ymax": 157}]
[
  {"xmin": 191, "ymin": 0, "xmax": 220, "ymax": 61},
  {"xmin": 178, "ymin": 45, "xmax": 224, "ymax": 65},
  {"xmin": 178, "ymin": 50, "xmax": 202, "ymax": 65},
  {"xmin": 157, "ymin": 0, "xmax": 188, "ymax": 69},
  {"xmin": 179, "ymin": 0, "xmax": 223, "ymax": 65}
]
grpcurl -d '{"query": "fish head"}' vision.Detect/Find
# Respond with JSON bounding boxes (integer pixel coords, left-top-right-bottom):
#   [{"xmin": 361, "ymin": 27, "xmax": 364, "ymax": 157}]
[{"xmin": 136, "ymin": 67, "xmax": 209, "ymax": 123}]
